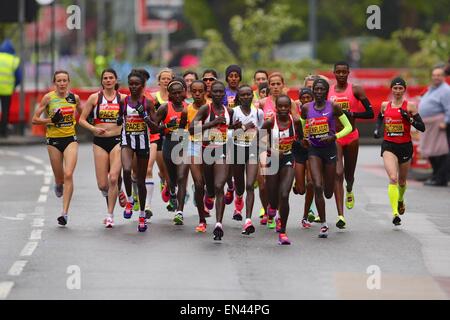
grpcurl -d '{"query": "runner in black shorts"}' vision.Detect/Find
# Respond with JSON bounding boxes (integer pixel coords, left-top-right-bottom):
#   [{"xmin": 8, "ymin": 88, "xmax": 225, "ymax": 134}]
[{"xmin": 374, "ymin": 77, "xmax": 425, "ymax": 226}]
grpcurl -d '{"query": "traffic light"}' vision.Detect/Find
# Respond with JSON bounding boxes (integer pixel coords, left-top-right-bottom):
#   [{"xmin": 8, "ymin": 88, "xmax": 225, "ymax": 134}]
[{"xmin": 0, "ymin": 0, "xmax": 39, "ymax": 23}]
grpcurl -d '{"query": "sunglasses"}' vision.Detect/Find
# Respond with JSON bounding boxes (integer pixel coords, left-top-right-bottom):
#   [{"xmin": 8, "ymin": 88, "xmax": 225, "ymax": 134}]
[{"xmin": 202, "ymin": 77, "xmax": 217, "ymax": 82}]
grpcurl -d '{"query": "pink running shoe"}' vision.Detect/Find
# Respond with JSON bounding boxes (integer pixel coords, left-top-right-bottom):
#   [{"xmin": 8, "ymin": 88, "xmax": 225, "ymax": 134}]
[
  {"xmin": 260, "ymin": 214, "xmax": 268, "ymax": 225},
  {"xmin": 275, "ymin": 217, "xmax": 282, "ymax": 233},
  {"xmin": 234, "ymin": 195, "xmax": 244, "ymax": 212},
  {"xmin": 278, "ymin": 233, "xmax": 291, "ymax": 245},
  {"xmin": 118, "ymin": 191, "xmax": 127, "ymax": 208},
  {"xmin": 241, "ymin": 219, "xmax": 255, "ymax": 235},
  {"xmin": 224, "ymin": 187, "xmax": 235, "ymax": 205},
  {"xmin": 161, "ymin": 184, "xmax": 170, "ymax": 203},
  {"xmin": 301, "ymin": 219, "xmax": 312, "ymax": 229},
  {"xmin": 138, "ymin": 217, "xmax": 147, "ymax": 232},
  {"xmin": 267, "ymin": 206, "xmax": 277, "ymax": 218},
  {"xmin": 123, "ymin": 202, "xmax": 133, "ymax": 219},
  {"xmin": 204, "ymin": 195, "xmax": 214, "ymax": 210}
]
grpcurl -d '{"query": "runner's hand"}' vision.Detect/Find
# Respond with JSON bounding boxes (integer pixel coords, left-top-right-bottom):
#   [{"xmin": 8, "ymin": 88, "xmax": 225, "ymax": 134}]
[{"xmin": 51, "ymin": 109, "xmax": 63, "ymax": 124}]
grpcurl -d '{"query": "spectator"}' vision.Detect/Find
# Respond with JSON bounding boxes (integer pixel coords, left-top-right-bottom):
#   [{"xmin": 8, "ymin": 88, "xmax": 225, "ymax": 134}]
[
  {"xmin": 0, "ymin": 39, "xmax": 22, "ymax": 138},
  {"xmin": 418, "ymin": 66, "xmax": 450, "ymax": 186}
]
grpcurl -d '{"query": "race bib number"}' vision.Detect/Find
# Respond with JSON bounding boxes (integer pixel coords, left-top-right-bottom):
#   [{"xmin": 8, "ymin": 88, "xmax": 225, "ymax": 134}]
[
  {"xmin": 234, "ymin": 128, "xmax": 257, "ymax": 146},
  {"xmin": 58, "ymin": 107, "xmax": 74, "ymax": 127},
  {"xmin": 99, "ymin": 104, "xmax": 119, "ymax": 122},
  {"xmin": 208, "ymin": 126, "xmax": 227, "ymax": 144},
  {"xmin": 227, "ymin": 95, "xmax": 235, "ymax": 108},
  {"xmin": 125, "ymin": 117, "xmax": 146, "ymax": 135},
  {"xmin": 332, "ymin": 96, "xmax": 350, "ymax": 111},
  {"xmin": 308, "ymin": 117, "xmax": 330, "ymax": 139},
  {"xmin": 385, "ymin": 117, "xmax": 404, "ymax": 137}
]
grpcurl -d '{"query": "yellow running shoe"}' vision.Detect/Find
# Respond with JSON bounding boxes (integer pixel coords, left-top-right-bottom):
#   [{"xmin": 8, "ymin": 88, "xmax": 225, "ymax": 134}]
[
  {"xmin": 345, "ymin": 191, "xmax": 354, "ymax": 209},
  {"xmin": 336, "ymin": 215, "xmax": 346, "ymax": 229}
]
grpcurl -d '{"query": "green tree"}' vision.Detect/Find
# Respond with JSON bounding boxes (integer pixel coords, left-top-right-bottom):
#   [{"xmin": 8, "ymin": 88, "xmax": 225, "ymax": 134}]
[
  {"xmin": 200, "ymin": 29, "xmax": 237, "ymax": 74},
  {"xmin": 361, "ymin": 38, "xmax": 408, "ymax": 67},
  {"xmin": 229, "ymin": 0, "xmax": 302, "ymax": 68}
]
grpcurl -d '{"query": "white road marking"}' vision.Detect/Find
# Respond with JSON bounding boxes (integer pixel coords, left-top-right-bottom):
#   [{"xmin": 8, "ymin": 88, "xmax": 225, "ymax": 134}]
[
  {"xmin": 37, "ymin": 194, "xmax": 47, "ymax": 203},
  {"xmin": 20, "ymin": 242, "xmax": 38, "ymax": 257},
  {"xmin": 30, "ymin": 229, "xmax": 43, "ymax": 240},
  {"xmin": 34, "ymin": 170, "xmax": 45, "ymax": 175},
  {"xmin": 26, "ymin": 166, "xmax": 35, "ymax": 171},
  {"xmin": 32, "ymin": 218, "xmax": 45, "ymax": 227},
  {"xmin": 0, "ymin": 282, "xmax": 14, "ymax": 300},
  {"xmin": 40, "ymin": 186, "xmax": 50, "ymax": 193},
  {"xmin": 2, "ymin": 214, "xmax": 26, "ymax": 221},
  {"xmin": 8, "ymin": 261, "xmax": 28, "ymax": 276},
  {"xmin": 44, "ymin": 177, "xmax": 51, "ymax": 185}
]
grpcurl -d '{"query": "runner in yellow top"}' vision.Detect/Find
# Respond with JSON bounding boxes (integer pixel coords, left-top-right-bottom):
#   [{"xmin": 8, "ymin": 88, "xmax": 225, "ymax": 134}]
[{"xmin": 32, "ymin": 70, "xmax": 81, "ymax": 227}]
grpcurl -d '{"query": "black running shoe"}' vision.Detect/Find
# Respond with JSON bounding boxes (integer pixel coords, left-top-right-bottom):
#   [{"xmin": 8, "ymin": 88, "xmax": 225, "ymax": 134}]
[
  {"xmin": 393, "ymin": 215, "xmax": 401, "ymax": 226},
  {"xmin": 57, "ymin": 215, "xmax": 67, "ymax": 226},
  {"xmin": 213, "ymin": 224, "xmax": 224, "ymax": 241}
]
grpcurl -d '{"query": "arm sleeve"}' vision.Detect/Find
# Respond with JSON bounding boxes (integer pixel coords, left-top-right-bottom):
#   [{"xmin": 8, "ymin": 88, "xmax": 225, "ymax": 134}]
[
  {"xmin": 336, "ymin": 114, "xmax": 352, "ymax": 139},
  {"xmin": 352, "ymin": 98, "xmax": 374, "ymax": 119}
]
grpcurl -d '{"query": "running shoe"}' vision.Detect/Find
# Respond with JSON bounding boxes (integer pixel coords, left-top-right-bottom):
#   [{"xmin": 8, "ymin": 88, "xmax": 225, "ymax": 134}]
[
  {"xmin": 393, "ymin": 215, "xmax": 401, "ymax": 226},
  {"xmin": 132, "ymin": 195, "xmax": 139, "ymax": 212},
  {"xmin": 336, "ymin": 215, "xmax": 346, "ymax": 229},
  {"xmin": 54, "ymin": 184, "xmax": 63, "ymax": 198},
  {"xmin": 195, "ymin": 222, "xmax": 207, "ymax": 233},
  {"xmin": 242, "ymin": 219, "xmax": 255, "ymax": 235},
  {"xmin": 161, "ymin": 184, "xmax": 170, "ymax": 203},
  {"xmin": 144, "ymin": 206, "xmax": 153, "ymax": 220},
  {"xmin": 224, "ymin": 187, "xmax": 235, "ymax": 205},
  {"xmin": 314, "ymin": 215, "xmax": 321, "ymax": 223},
  {"xmin": 232, "ymin": 210, "xmax": 243, "ymax": 221},
  {"xmin": 267, "ymin": 217, "xmax": 276, "ymax": 229},
  {"xmin": 167, "ymin": 194, "xmax": 177, "ymax": 212},
  {"xmin": 173, "ymin": 212, "xmax": 184, "ymax": 225},
  {"xmin": 138, "ymin": 217, "xmax": 147, "ymax": 232},
  {"xmin": 259, "ymin": 207, "xmax": 265, "ymax": 218},
  {"xmin": 398, "ymin": 201, "xmax": 405, "ymax": 215},
  {"xmin": 234, "ymin": 195, "xmax": 244, "ymax": 212},
  {"xmin": 307, "ymin": 210, "xmax": 316, "ymax": 223},
  {"xmin": 123, "ymin": 202, "xmax": 133, "ymax": 219},
  {"xmin": 104, "ymin": 216, "xmax": 114, "ymax": 228},
  {"xmin": 118, "ymin": 190, "xmax": 127, "ymax": 208},
  {"xmin": 260, "ymin": 214, "xmax": 268, "ymax": 225},
  {"xmin": 203, "ymin": 206, "xmax": 211, "ymax": 218},
  {"xmin": 318, "ymin": 225, "xmax": 329, "ymax": 238},
  {"xmin": 267, "ymin": 206, "xmax": 277, "ymax": 218},
  {"xmin": 213, "ymin": 223, "xmax": 224, "ymax": 241},
  {"xmin": 278, "ymin": 233, "xmax": 291, "ymax": 245},
  {"xmin": 301, "ymin": 219, "xmax": 312, "ymax": 229},
  {"xmin": 204, "ymin": 195, "xmax": 214, "ymax": 210},
  {"xmin": 275, "ymin": 217, "xmax": 282, "ymax": 233},
  {"xmin": 345, "ymin": 191, "xmax": 354, "ymax": 209},
  {"xmin": 57, "ymin": 215, "xmax": 67, "ymax": 226}
]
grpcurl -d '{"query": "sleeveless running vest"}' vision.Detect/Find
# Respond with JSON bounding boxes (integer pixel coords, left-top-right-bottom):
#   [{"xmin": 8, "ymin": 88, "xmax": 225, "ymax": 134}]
[
  {"xmin": 271, "ymin": 115, "xmax": 296, "ymax": 155},
  {"xmin": 232, "ymin": 106, "xmax": 263, "ymax": 147},
  {"xmin": 46, "ymin": 91, "xmax": 77, "ymax": 138},
  {"xmin": 187, "ymin": 103, "xmax": 202, "ymax": 142},
  {"xmin": 328, "ymin": 83, "xmax": 360, "ymax": 112},
  {"xmin": 306, "ymin": 101, "xmax": 336, "ymax": 148},
  {"xmin": 93, "ymin": 91, "xmax": 121, "ymax": 125},
  {"xmin": 203, "ymin": 103, "xmax": 230, "ymax": 146},
  {"xmin": 383, "ymin": 100, "xmax": 411, "ymax": 143},
  {"xmin": 162, "ymin": 101, "xmax": 185, "ymax": 135}
]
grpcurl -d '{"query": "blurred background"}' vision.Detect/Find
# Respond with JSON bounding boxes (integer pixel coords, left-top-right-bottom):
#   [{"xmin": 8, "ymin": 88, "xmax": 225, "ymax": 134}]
[{"xmin": 0, "ymin": 0, "xmax": 449, "ymax": 139}]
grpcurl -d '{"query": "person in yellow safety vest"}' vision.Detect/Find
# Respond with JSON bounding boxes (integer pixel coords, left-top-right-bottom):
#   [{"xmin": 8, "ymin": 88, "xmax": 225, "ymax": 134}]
[{"xmin": 0, "ymin": 39, "xmax": 22, "ymax": 138}]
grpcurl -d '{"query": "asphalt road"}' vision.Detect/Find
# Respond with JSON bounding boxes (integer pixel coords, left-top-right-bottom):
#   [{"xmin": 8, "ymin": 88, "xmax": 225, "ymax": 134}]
[{"xmin": 1, "ymin": 143, "xmax": 450, "ymax": 300}]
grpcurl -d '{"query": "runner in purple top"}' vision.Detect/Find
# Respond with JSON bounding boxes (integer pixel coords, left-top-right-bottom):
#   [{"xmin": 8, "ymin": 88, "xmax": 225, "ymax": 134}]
[{"xmin": 300, "ymin": 78, "xmax": 352, "ymax": 239}]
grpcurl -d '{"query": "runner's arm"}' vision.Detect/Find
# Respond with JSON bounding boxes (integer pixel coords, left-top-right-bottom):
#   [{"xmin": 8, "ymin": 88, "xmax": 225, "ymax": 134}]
[{"xmin": 352, "ymin": 85, "xmax": 375, "ymax": 119}]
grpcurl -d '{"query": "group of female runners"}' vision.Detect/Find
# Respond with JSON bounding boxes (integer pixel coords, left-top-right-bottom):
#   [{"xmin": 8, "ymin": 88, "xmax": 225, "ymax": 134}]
[{"xmin": 31, "ymin": 62, "xmax": 425, "ymax": 245}]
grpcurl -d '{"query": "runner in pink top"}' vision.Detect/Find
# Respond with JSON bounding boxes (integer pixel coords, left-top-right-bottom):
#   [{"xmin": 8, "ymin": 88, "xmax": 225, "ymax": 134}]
[{"xmin": 327, "ymin": 61, "xmax": 374, "ymax": 229}]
